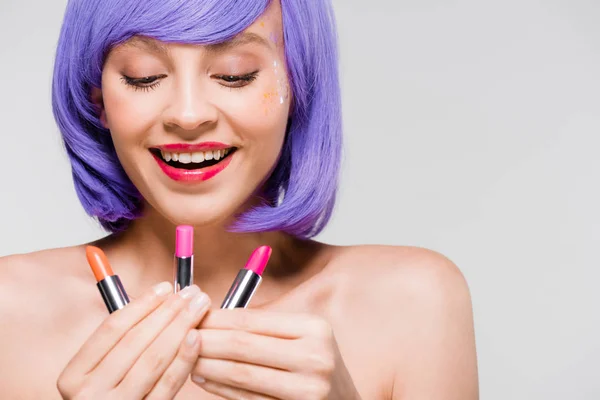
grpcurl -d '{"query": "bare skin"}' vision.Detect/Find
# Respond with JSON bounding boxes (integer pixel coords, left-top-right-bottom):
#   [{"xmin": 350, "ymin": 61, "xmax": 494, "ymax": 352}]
[
  {"xmin": 0, "ymin": 1, "xmax": 478, "ymax": 398},
  {"xmin": 0, "ymin": 237, "xmax": 477, "ymax": 399}
]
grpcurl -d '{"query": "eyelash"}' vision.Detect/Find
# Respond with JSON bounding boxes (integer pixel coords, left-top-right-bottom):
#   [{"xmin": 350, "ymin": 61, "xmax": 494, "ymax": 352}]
[
  {"xmin": 214, "ymin": 71, "xmax": 259, "ymax": 88},
  {"xmin": 121, "ymin": 71, "xmax": 260, "ymax": 91}
]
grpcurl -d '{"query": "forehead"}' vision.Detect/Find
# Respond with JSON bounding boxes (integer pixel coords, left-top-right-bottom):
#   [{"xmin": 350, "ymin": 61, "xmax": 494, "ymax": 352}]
[
  {"xmin": 251, "ymin": 0, "xmax": 283, "ymax": 31},
  {"xmin": 112, "ymin": 0, "xmax": 283, "ymax": 56}
]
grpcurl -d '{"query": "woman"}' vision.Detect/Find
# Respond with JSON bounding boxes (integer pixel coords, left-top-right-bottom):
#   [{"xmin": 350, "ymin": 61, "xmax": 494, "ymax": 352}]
[{"xmin": 0, "ymin": 0, "xmax": 479, "ymax": 398}]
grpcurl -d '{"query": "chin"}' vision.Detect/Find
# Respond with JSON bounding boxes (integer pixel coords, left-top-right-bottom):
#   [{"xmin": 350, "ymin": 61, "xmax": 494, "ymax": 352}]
[{"xmin": 145, "ymin": 191, "xmax": 247, "ymax": 229}]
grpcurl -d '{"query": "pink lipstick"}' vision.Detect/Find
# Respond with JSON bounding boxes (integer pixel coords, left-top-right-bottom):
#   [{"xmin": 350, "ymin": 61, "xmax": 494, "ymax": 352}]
[
  {"xmin": 151, "ymin": 142, "xmax": 235, "ymax": 183},
  {"xmin": 220, "ymin": 245, "xmax": 272, "ymax": 309},
  {"xmin": 174, "ymin": 225, "xmax": 194, "ymax": 292},
  {"xmin": 157, "ymin": 142, "xmax": 232, "ymax": 152}
]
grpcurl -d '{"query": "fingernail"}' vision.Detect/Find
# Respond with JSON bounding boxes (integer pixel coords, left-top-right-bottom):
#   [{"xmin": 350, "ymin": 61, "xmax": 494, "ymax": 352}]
[
  {"xmin": 189, "ymin": 293, "xmax": 209, "ymax": 312},
  {"xmin": 186, "ymin": 329, "xmax": 198, "ymax": 346},
  {"xmin": 153, "ymin": 281, "xmax": 171, "ymax": 296},
  {"xmin": 179, "ymin": 285, "xmax": 200, "ymax": 299},
  {"xmin": 192, "ymin": 375, "xmax": 205, "ymax": 384}
]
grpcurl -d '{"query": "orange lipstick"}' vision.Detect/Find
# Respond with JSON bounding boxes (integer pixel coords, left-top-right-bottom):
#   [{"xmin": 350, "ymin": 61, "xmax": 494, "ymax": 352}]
[
  {"xmin": 86, "ymin": 246, "xmax": 129, "ymax": 313},
  {"xmin": 87, "ymin": 246, "xmax": 114, "ymax": 282}
]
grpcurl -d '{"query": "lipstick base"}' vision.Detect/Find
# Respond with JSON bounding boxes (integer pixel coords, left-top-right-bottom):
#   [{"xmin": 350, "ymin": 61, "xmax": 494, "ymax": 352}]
[
  {"xmin": 97, "ymin": 275, "xmax": 129, "ymax": 313},
  {"xmin": 174, "ymin": 255, "xmax": 194, "ymax": 292},
  {"xmin": 221, "ymin": 269, "xmax": 262, "ymax": 309}
]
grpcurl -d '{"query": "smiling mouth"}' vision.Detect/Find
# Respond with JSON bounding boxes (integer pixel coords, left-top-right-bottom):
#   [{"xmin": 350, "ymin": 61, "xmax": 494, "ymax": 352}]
[{"xmin": 149, "ymin": 147, "xmax": 237, "ymax": 170}]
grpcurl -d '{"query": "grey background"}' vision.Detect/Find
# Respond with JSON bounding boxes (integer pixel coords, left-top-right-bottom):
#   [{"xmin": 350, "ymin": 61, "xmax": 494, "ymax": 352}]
[{"xmin": 1, "ymin": 0, "xmax": 599, "ymax": 398}]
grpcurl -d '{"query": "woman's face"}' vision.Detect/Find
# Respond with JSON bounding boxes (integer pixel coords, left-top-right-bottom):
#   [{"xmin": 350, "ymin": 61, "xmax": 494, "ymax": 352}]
[{"xmin": 93, "ymin": 1, "xmax": 291, "ymax": 227}]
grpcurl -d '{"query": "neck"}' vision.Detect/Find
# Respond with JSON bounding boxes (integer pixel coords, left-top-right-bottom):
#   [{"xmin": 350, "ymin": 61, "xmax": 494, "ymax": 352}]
[{"xmin": 94, "ymin": 206, "xmax": 314, "ymax": 301}]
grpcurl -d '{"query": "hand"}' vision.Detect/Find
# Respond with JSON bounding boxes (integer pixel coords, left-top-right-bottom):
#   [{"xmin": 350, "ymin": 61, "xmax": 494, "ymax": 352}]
[
  {"xmin": 191, "ymin": 309, "xmax": 362, "ymax": 400},
  {"xmin": 57, "ymin": 283, "xmax": 211, "ymax": 400}
]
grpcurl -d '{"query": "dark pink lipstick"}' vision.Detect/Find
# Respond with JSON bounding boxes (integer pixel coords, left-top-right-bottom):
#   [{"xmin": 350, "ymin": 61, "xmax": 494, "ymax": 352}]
[
  {"xmin": 151, "ymin": 142, "xmax": 235, "ymax": 183},
  {"xmin": 220, "ymin": 246, "xmax": 272, "ymax": 309},
  {"xmin": 156, "ymin": 142, "xmax": 233, "ymax": 152},
  {"xmin": 174, "ymin": 225, "xmax": 194, "ymax": 292}
]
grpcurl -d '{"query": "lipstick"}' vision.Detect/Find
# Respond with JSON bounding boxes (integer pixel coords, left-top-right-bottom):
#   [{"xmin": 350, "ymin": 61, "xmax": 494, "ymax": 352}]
[
  {"xmin": 174, "ymin": 225, "xmax": 194, "ymax": 293},
  {"xmin": 86, "ymin": 246, "xmax": 130, "ymax": 314},
  {"xmin": 220, "ymin": 246, "xmax": 272, "ymax": 309},
  {"xmin": 152, "ymin": 152, "xmax": 233, "ymax": 182},
  {"xmin": 156, "ymin": 142, "xmax": 232, "ymax": 152},
  {"xmin": 151, "ymin": 143, "xmax": 236, "ymax": 183}
]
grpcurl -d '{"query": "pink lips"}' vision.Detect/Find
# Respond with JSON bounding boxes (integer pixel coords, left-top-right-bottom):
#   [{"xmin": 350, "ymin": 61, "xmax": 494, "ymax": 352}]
[
  {"xmin": 151, "ymin": 141, "xmax": 235, "ymax": 183},
  {"xmin": 152, "ymin": 153, "xmax": 233, "ymax": 182},
  {"xmin": 157, "ymin": 142, "xmax": 232, "ymax": 152}
]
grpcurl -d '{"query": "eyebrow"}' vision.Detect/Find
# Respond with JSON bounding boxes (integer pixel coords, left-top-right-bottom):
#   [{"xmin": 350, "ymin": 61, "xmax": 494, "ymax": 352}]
[
  {"xmin": 119, "ymin": 36, "xmax": 170, "ymax": 56},
  {"xmin": 205, "ymin": 32, "xmax": 272, "ymax": 53},
  {"xmin": 121, "ymin": 32, "xmax": 272, "ymax": 56}
]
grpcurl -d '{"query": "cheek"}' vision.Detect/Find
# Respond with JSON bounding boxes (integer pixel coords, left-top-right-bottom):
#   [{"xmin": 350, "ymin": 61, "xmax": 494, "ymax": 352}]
[
  {"xmin": 102, "ymin": 78, "xmax": 159, "ymax": 148},
  {"xmin": 224, "ymin": 94, "xmax": 288, "ymax": 171},
  {"xmin": 218, "ymin": 69, "xmax": 291, "ymax": 148}
]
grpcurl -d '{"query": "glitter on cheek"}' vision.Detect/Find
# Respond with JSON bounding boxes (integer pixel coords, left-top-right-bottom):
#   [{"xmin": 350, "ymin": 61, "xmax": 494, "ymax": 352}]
[
  {"xmin": 269, "ymin": 32, "xmax": 278, "ymax": 46},
  {"xmin": 259, "ymin": 60, "xmax": 290, "ymax": 114},
  {"xmin": 277, "ymin": 76, "xmax": 290, "ymax": 105},
  {"xmin": 261, "ymin": 88, "xmax": 279, "ymax": 115},
  {"xmin": 271, "ymin": 60, "xmax": 290, "ymax": 106},
  {"xmin": 278, "ymin": 85, "xmax": 289, "ymax": 104}
]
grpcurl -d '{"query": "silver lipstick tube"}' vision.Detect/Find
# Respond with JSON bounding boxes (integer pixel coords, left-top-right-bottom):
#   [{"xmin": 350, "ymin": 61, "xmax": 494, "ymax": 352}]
[
  {"xmin": 221, "ymin": 269, "xmax": 262, "ymax": 309},
  {"xmin": 97, "ymin": 275, "xmax": 129, "ymax": 314},
  {"xmin": 174, "ymin": 255, "xmax": 194, "ymax": 293}
]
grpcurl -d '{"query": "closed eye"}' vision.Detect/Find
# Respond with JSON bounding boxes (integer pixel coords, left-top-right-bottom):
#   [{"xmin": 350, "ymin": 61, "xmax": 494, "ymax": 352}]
[
  {"xmin": 121, "ymin": 75, "xmax": 166, "ymax": 91},
  {"xmin": 213, "ymin": 71, "xmax": 259, "ymax": 88},
  {"xmin": 120, "ymin": 70, "xmax": 260, "ymax": 91}
]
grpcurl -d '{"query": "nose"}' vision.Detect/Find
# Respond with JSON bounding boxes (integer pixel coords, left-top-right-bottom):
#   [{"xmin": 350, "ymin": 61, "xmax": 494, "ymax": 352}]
[{"xmin": 162, "ymin": 76, "xmax": 218, "ymax": 133}]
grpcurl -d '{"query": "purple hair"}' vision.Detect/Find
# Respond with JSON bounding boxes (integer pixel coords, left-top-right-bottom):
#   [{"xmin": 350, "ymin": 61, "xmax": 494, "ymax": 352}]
[{"xmin": 52, "ymin": 0, "xmax": 342, "ymax": 238}]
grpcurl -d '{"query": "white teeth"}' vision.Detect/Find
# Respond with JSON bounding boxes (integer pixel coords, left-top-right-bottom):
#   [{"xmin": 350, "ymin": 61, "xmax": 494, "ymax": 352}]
[
  {"xmin": 178, "ymin": 153, "xmax": 192, "ymax": 164},
  {"xmin": 191, "ymin": 152, "xmax": 205, "ymax": 163},
  {"xmin": 160, "ymin": 148, "xmax": 232, "ymax": 164}
]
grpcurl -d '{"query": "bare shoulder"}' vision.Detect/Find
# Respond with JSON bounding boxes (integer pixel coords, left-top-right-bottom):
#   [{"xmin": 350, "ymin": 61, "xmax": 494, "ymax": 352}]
[
  {"xmin": 0, "ymin": 245, "xmax": 93, "ymax": 327},
  {"xmin": 322, "ymin": 244, "xmax": 474, "ymax": 338},
  {"xmin": 325, "ymin": 244, "xmax": 471, "ymax": 307},
  {"xmin": 0, "ymin": 245, "xmax": 90, "ymax": 291},
  {"xmin": 0, "ymin": 247, "xmax": 99, "ymax": 396},
  {"xmin": 323, "ymin": 244, "xmax": 479, "ymax": 399}
]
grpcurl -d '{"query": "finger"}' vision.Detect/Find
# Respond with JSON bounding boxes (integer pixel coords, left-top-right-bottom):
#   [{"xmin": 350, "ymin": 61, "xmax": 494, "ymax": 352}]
[
  {"xmin": 90, "ymin": 285, "xmax": 202, "ymax": 388},
  {"xmin": 143, "ymin": 329, "xmax": 203, "ymax": 400},
  {"xmin": 62, "ymin": 281, "xmax": 172, "ymax": 375},
  {"xmin": 195, "ymin": 379, "xmax": 278, "ymax": 400},
  {"xmin": 121, "ymin": 292, "xmax": 211, "ymax": 397},
  {"xmin": 198, "ymin": 329, "xmax": 302, "ymax": 371},
  {"xmin": 192, "ymin": 357, "xmax": 305, "ymax": 400},
  {"xmin": 199, "ymin": 309, "xmax": 324, "ymax": 339}
]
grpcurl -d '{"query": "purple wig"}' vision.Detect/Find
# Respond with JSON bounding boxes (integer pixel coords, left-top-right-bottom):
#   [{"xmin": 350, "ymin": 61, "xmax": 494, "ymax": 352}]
[{"xmin": 52, "ymin": 0, "xmax": 342, "ymax": 238}]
